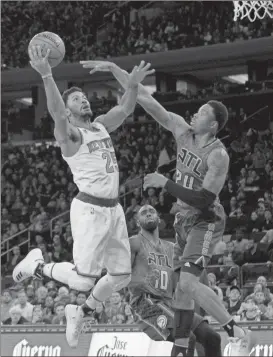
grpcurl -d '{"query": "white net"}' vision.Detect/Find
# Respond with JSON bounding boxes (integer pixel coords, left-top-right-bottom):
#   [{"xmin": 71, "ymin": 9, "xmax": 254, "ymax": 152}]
[{"xmin": 233, "ymin": 1, "xmax": 273, "ymax": 22}]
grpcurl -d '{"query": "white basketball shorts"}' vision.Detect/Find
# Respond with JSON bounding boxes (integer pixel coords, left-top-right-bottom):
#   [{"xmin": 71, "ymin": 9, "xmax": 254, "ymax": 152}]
[{"xmin": 70, "ymin": 197, "xmax": 131, "ymax": 278}]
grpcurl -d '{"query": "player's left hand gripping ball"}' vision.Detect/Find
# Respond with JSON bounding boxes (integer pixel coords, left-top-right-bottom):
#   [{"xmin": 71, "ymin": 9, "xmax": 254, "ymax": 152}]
[{"xmin": 143, "ymin": 172, "xmax": 168, "ymax": 190}]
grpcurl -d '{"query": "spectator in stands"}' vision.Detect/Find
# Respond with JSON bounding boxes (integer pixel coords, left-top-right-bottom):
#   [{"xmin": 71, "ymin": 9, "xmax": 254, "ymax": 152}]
[
  {"xmin": 31, "ymin": 305, "xmax": 51, "ymax": 324},
  {"xmin": 226, "ymin": 286, "xmax": 242, "ymax": 316},
  {"xmin": 262, "ymin": 301, "xmax": 273, "ymax": 320},
  {"xmin": 15, "ymin": 290, "xmax": 34, "ymax": 322},
  {"xmin": 4, "ymin": 246, "xmax": 23, "ymax": 275},
  {"xmin": 2, "ymin": 305, "xmax": 29, "ymax": 325},
  {"xmin": 219, "ymin": 241, "xmax": 235, "ymax": 266},
  {"xmin": 239, "ymin": 297, "xmax": 261, "ymax": 322},
  {"xmin": 55, "ymin": 287, "xmax": 70, "ymax": 306},
  {"xmin": 228, "ymin": 197, "xmax": 238, "ymax": 217},
  {"xmin": 263, "ymin": 210, "xmax": 273, "ymax": 231},
  {"xmin": 253, "ymin": 290, "xmax": 268, "ymax": 316},
  {"xmin": 107, "ymin": 292, "xmax": 132, "ymax": 324},
  {"xmin": 94, "ymin": 302, "xmax": 109, "ymax": 324},
  {"xmin": 76, "ymin": 292, "xmax": 87, "ymax": 306},
  {"xmin": 256, "ymin": 276, "xmax": 273, "ymax": 302},
  {"xmin": 1, "ymin": 290, "xmax": 14, "ymax": 322},
  {"xmin": 69, "ymin": 290, "xmax": 77, "ymax": 305},
  {"xmin": 124, "ymin": 304, "xmax": 134, "ymax": 324},
  {"xmin": 35, "ymin": 286, "xmax": 48, "ymax": 307},
  {"xmin": 233, "ymin": 236, "xmax": 272, "ymax": 265},
  {"xmin": 43, "ymin": 296, "xmax": 55, "ymax": 323},
  {"xmin": 52, "ymin": 302, "xmax": 66, "ymax": 325},
  {"xmin": 207, "ymin": 273, "xmax": 223, "ymax": 301},
  {"xmin": 232, "ymin": 228, "xmax": 249, "ymax": 253},
  {"xmin": 26, "ymin": 284, "xmax": 36, "ymax": 304},
  {"xmin": 51, "ymin": 242, "xmax": 71, "ymax": 263}
]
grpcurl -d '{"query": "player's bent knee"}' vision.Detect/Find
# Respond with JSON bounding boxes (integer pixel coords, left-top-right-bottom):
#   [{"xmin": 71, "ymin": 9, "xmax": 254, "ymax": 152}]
[
  {"xmin": 107, "ymin": 274, "xmax": 131, "ymax": 291},
  {"xmin": 179, "ymin": 271, "xmax": 198, "ymax": 294},
  {"xmin": 68, "ymin": 274, "xmax": 96, "ymax": 292}
]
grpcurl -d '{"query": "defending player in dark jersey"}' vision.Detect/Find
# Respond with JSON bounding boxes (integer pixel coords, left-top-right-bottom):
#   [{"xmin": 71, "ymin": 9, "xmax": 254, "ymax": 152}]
[
  {"xmin": 129, "ymin": 205, "xmax": 222, "ymax": 357},
  {"xmin": 80, "ymin": 59, "xmax": 253, "ymax": 356}
]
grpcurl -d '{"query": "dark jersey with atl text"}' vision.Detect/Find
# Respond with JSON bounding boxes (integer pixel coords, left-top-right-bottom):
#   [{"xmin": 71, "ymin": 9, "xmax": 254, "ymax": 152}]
[
  {"xmin": 129, "ymin": 234, "xmax": 174, "ymax": 301},
  {"xmin": 175, "ymin": 128, "xmax": 227, "ymax": 215}
]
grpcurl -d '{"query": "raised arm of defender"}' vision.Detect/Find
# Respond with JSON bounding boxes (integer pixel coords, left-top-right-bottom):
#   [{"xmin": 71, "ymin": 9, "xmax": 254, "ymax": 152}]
[
  {"xmin": 80, "ymin": 60, "xmax": 190, "ymax": 139},
  {"xmin": 94, "ymin": 62, "xmax": 155, "ymax": 133}
]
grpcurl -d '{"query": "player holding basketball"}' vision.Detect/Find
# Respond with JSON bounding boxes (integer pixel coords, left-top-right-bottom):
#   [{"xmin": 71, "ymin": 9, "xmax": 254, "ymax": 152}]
[
  {"xmin": 80, "ymin": 60, "xmax": 252, "ymax": 356},
  {"xmin": 13, "ymin": 48, "xmax": 154, "ymax": 348},
  {"xmin": 129, "ymin": 204, "xmax": 222, "ymax": 357}
]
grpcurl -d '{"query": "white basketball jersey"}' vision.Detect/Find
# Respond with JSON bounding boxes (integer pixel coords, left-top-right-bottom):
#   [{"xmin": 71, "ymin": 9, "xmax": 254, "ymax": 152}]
[{"xmin": 63, "ymin": 122, "xmax": 119, "ymax": 199}]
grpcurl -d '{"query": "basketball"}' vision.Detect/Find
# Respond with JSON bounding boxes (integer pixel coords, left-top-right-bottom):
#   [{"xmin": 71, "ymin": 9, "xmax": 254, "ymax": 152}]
[{"xmin": 28, "ymin": 32, "xmax": 65, "ymax": 68}]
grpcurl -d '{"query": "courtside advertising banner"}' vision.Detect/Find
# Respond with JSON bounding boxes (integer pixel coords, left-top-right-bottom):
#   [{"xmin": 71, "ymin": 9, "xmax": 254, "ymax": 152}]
[
  {"xmin": 88, "ymin": 332, "xmax": 151, "ymax": 356},
  {"xmin": 1, "ymin": 332, "xmax": 92, "ymax": 356},
  {"xmin": 1, "ymin": 323, "xmax": 273, "ymax": 356}
]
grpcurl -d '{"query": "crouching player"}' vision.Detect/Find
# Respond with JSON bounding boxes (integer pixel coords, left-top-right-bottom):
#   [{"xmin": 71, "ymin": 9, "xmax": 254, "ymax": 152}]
[{"xmin": 128, "ymin": 205, "xmax": 222, "ymax": 356}]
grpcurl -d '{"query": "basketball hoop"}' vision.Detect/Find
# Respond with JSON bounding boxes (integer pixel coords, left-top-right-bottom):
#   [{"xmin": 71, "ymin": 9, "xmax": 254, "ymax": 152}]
[{"xmin": 233, "ymin": 1, "xmax": 273, "ymax": 22}]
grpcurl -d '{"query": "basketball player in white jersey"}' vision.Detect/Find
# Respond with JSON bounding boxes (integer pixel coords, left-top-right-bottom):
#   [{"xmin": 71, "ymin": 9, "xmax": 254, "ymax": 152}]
[{"xmin": 13, "ymin": 46, "xmax": 154, "ymax": 348}]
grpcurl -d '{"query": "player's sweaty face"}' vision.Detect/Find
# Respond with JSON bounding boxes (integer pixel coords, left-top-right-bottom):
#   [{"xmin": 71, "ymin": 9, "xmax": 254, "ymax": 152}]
[
  {"xmin": 67, "ymin": 91, "xmax": 92, "ymax": 117},
  {"xmin": 138, "ymin": 206, "xmax": 159, "ymax": 231},
  {"xmin": 191, "ymin": 104, "xmax": 215, "ymax": 134}
]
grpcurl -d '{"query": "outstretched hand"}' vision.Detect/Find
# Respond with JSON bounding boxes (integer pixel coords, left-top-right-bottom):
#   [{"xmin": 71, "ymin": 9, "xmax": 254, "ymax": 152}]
[
  {"xmin": 80, "ymin": 60, "xmax": 114, "ymax": 74},
  {"xmin": 28, "ymin": 45, "xmax": 52, "ymax": 76},
  {"xmin": 128, "ymin": 61, "xmax": 155, "ymax": 86},
  {"xmin": 143, "ymin": 172, "xmax": 168, "ymax": 190},
  {"xmin": 80, "ymin": 59, "xmax": 155, "ymax": 83}
]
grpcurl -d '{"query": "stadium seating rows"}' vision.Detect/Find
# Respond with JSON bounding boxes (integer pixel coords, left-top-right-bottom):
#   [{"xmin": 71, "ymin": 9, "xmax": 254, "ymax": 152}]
[{"xmin": 1, "ymin": 1, "xmax": 272, "ymax": 69}]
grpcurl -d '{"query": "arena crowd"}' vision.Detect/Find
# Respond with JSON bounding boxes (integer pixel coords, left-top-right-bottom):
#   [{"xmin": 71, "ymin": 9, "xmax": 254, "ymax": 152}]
[{"xmin": 1, "ymin": 1, "xmax": 272, "ymax": 68}]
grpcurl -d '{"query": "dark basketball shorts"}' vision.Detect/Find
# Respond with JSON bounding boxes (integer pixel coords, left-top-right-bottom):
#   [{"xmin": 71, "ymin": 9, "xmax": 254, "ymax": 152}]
[
  {"xmin": 173, "ymin": 204, "xmax": 226, "ymax": 270},
  {"xmin": 130, "ymin": 294, "xmax": 205, "ymax": 341}
]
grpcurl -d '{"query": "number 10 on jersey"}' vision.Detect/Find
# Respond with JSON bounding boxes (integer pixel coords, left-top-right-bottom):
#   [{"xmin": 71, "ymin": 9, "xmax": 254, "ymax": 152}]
[{"xmin": 154, "ymin": 270, "xmax": 168, "ymax": 291}]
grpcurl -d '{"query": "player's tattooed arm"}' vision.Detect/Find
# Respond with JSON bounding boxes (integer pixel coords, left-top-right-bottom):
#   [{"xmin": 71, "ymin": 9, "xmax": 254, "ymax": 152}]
[{"xmin": 203, "ymin": 148, "xmax": 230, "ymax": 195}]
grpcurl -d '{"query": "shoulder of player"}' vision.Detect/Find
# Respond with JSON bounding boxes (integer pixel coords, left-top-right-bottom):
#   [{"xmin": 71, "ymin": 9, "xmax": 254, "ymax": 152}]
[
  {"xmin": 161, "ymin": 239, "xmax": 174, "ymax": 250},
  {"xmin": 129, "ymin": 234, "xmax": 141, "ymax": 252},
  {"xmin": 93, "ymin": 115, "xmax": 106, "ymax": 128},
  {"xmin": 54, "ymin": 121, "xmax": 80, "ymax": 143},
  {"xmin": 207, "ymin": 147, "xmax": 230, "ymax": 171},
  {"xmin": 54, "ymin": 122, "xmax": 83, "ymax": 157}
]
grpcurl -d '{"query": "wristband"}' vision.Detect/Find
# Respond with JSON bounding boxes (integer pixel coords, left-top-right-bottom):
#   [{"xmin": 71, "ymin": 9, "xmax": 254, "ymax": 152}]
[{"xmin": 42, "ymin": 73, "xmax": 53, "ymax": 80}]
